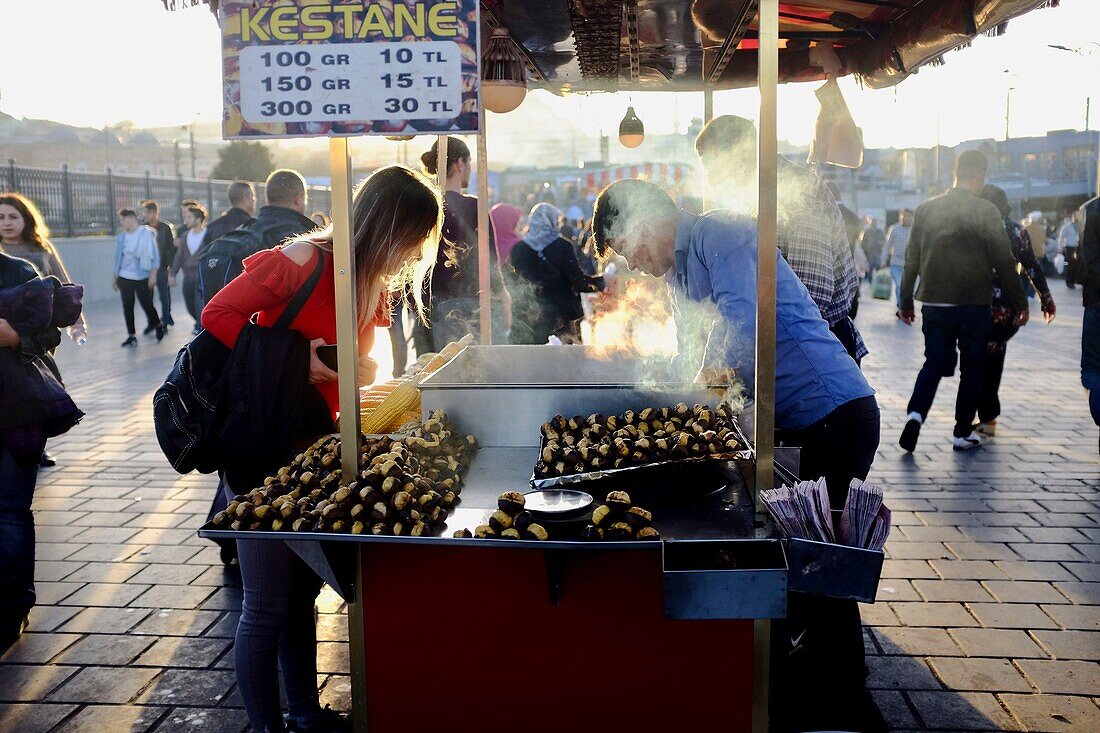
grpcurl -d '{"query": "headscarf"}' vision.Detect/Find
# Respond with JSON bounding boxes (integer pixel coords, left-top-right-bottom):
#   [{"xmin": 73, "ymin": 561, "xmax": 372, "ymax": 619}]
[
  {"xmin": 490, "ymin": 203, "xmax": 523, "ymax": 263},
  {"xmin": 524, "ymin": 203, "xmax": 563, "ymax": 254}
]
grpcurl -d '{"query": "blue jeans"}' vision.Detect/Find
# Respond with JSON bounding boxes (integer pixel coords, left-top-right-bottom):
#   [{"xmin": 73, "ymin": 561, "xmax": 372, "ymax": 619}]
[
  {"xmin": 1083, "ymin": 305, "xmax": 1100, "ymax": 426},
  {"xmin": 889, "ymin": 264, "xmax": 903, "ymax": 307},
  {"xmin": 0, "ymin": 443, "xmax": 40, "ymax": 626},
  {"xmin": 224, "ymin": 482, "xmax": 323, "ymax": 733},
  {"xmin": 906, "ymin": 305, "xmax": 991, "ymax": 438}
]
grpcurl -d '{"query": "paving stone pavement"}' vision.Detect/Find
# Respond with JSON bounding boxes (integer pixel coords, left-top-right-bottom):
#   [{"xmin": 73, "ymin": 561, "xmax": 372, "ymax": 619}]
[{"xmin": 1, "ymin": 284, "xmax": 1097, "ymax": 732}]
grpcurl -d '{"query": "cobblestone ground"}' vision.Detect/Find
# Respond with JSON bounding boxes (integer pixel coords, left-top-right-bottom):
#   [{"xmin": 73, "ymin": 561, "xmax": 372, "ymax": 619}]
[{"xmin": 0, "ymin": 285, "xmax": 1097, "ymax": 732}]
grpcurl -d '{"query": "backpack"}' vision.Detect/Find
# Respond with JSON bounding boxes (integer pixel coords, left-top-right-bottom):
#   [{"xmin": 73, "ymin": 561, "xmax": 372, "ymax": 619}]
[
  {"xmin": 195, "ymin": 216, "xmax": 278, "ymax": 306},
  {"xmin": 153, "ymin": 250, "xmax": 325, "ymax": 474}
]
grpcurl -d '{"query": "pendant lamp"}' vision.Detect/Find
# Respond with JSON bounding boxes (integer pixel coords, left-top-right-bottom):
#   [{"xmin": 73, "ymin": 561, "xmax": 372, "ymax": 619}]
[
  {"xmin": 483, "ymin": 26, "xmax": 528, "ymax": 114},
  {"xmin": 384, "ymin": 135, "xmax": 416, "ymax": 141},
  {"xmin": 619, "ymin": 106, "xmax": 645, "ymax": 148}
]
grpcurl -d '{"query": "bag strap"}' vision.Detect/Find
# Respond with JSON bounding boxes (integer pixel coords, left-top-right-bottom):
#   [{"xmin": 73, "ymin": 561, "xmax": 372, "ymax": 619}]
[{"xmin": 273, "ymin": 246, "xmax": 326, "ymax": 330}]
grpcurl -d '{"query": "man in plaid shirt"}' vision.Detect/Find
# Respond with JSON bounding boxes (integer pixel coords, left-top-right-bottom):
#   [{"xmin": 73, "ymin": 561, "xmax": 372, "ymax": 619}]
[{"xmin": 695, "ymin": 115, "xmax": 866, "ymax": 364}]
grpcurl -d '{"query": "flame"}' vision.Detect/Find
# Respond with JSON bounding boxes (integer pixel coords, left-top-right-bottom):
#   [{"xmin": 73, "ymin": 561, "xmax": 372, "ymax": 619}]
[{"xmin": 584, "ymin": 272, "xmax": 678, "ymax": 358}]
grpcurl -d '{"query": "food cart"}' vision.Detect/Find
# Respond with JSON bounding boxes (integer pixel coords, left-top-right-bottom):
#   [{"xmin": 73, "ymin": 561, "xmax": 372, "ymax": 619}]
[{"xmin": 193, "ymin": 1, "xmax": 1059, "ymax": 730}]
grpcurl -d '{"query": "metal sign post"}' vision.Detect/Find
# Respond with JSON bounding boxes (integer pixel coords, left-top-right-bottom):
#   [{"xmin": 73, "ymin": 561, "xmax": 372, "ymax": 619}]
[
  {"xmin": 476, "ymin": 107, "xmax": 492, "ymax": 343},
  {"xmin": 753, "ymin": 1, "xmax": 779, "ymax": 732}
]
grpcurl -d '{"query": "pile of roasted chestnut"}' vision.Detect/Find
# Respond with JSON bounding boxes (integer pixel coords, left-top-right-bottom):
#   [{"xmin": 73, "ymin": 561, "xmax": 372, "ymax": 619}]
[
  {"xmin": 453, "ymin": 491, "xmax": 551, "ymax": 541},
  {"xmin": 534, "ymin": 402, "xmax": 742, "ymax": 478},
  {"xmin": 210, "ymin": 411, "xmax": 477, "ymax": 535},
  {"xmin": 580, "ymin": 491, "xmax": 660, "ymax": 541}
]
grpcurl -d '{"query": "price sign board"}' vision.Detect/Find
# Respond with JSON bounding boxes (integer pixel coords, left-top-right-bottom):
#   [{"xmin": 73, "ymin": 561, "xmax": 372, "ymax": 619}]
[{"xmin": 221, "ymin": 0, "xmax": 480, "ymax": 139}]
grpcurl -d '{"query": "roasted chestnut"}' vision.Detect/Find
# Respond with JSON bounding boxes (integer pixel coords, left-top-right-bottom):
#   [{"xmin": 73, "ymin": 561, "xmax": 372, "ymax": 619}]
[
  {"xmin": 636, "ymin": 526, "xmax": 661, "ymax": 540},
  {"xmin": 605, "ymin": 491, "xmax": 632, "ymax": 510},
  {"xmin": 488, "ymin": 510, "xmax": 514, "ymax": 532},
  {"xmin": 607, "ymin": 522, "xmax": 634, "ymax": 541},
  {"xmin": 500, "ymin": 528, "xmax": 521, "ymax": 540},
  {"xmin": 524, "ymin": 523, "xmax": 549, "ymax": 541},
  {"xmin": 626, "ymin": 506, "xmax": 652, "ymax": 528},
  {"xmin": 580, "ymin": 524, "xmax": 604, "ymax": 541},
  {"xmin": 453, "ymin": 528, "xmax": 473, "ymax": 538},
  {"xmin": 474, "ymin": 524, "xmax": 496, "ymax": 539},
  {"xmin": 592, "ymin": 504, "xmax": 612, "ymax": 527}
]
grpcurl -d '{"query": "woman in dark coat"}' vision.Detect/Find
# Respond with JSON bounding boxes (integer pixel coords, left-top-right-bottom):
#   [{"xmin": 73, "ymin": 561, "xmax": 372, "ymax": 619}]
[{"xmin": 506, "ymin": 203, "xmax": 604, "ymax": 344}]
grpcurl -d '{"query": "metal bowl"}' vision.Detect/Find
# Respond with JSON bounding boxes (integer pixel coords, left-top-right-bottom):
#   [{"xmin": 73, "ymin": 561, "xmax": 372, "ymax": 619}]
[{"xmin": 523, "ymin": 488, "xmax": 594, "ymax": 516}]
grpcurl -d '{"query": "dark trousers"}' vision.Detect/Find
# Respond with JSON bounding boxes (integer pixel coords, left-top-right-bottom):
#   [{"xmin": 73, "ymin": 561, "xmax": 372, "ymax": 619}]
[
  {"xmin": 0, "ymin": 443, "xmax": 39, "ymax": 627},
  {"xmin": 1083, "ymin": 305, "xmax": 1100, "ymax": 427},
  {"xmin": 117, "ymin": 277, "xmax": 160, "ymax": 336},
  {"xmin": 389, "ymin": 300, "xmax": 408, "ymax": 379},
  {"xmin": 772, "ymin": 395, "xmax": 886, "ymax": 733},
  {"xmin": 222, "ymin": 483, "xmax": 323, "ymax": 731},
  {"xmin": 155, "ymin": 268, "xmax": 173, "ymax": 324},
  {"xmin": 907, "ymin": 305, "xmax": 991, "ymax": 438},
  {"xmin": 182, "ymin": 273, "xmax": 201, "ymax": 325},
  {"xmin": 978, "ymin": 347, "xmax": 1007, "ymax": 424},
  {"xmin": 1065, "ymin": 247, "xmax": 1080, "ymax": 288}
]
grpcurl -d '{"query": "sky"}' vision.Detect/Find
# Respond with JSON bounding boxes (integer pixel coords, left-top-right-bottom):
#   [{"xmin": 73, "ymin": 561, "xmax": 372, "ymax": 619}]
[{"xmin": 0, "ymin": 0, "xmax": 1096, "ymax": 151}]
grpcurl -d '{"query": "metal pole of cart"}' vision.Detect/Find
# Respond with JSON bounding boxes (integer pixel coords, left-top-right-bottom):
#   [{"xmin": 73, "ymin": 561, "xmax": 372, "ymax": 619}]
[
  {"xmin": 753, "ymin": 0, "xmax": 779, "ymax": 731},
  {"xmin": 475, "ymin": 106, "xmax": 492, "ymax": 344},
  {"xmin": 329, "ymin": 137, "xmax": 369, "ymax": 733}
]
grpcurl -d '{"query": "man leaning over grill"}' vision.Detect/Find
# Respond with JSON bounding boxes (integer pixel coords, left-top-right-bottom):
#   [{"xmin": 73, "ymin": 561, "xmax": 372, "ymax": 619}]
[{"xmin": 591, "ymin": 178, "xmax": 886, "ymax": 733}]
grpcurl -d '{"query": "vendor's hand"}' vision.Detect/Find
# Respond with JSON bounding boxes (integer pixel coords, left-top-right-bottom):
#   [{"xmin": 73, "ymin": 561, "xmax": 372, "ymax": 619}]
[
  {"xmin": 70, "ymin": 323, "xmax": 88, "ymax": 344},
  {"xmin": 1015, "ymin": 309, "xmax": 1030, "ymax": 327},
  {"xmin": 898, "ymin": 310, "xmax": 915, "ymax": 325},
  {"xmin": 112, "ymin": 276, "xmax": 119, "ymax": 292},
  {"xmin": 308, "ymin": 338, "xmax": 339, "ymax": 384},
  {"xmin": 358, "ymin": 355, "xmax": 379, "ymax": 386},
  {"xmin": 0, "ymin": 318, "xmax": 19, "ymax": 349},
  {"xmin": 1041, "ymin": 295, "xmax": 1056, "ymax": 324}
]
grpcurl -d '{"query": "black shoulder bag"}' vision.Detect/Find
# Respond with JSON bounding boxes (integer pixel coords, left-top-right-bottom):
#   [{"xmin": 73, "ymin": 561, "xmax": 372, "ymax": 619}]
[{"xmin": 153, "ymin": 249, "xmax": 326, "ymax": 475}]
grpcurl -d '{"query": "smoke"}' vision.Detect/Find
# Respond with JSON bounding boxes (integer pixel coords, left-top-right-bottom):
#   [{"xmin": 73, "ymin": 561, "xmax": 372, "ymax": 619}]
[{"xmin": 586, "ymin": 275, "xmax": 678, "ymax": 358}]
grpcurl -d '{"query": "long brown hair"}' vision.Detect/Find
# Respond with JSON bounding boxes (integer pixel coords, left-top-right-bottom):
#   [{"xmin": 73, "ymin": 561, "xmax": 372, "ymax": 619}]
[
  {"xmin": 0, "ymin": 192, "xmax": 50, "ymax": 250},
  {"xmin": 301, "ymin": 166, "xmax": 442, "ymax": 326}
]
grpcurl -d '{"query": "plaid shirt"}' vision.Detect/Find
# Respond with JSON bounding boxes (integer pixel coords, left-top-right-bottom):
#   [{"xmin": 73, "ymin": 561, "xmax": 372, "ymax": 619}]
[{"xmin": 776, "ymin": 159, "xmax": 867, "ymax": 359}]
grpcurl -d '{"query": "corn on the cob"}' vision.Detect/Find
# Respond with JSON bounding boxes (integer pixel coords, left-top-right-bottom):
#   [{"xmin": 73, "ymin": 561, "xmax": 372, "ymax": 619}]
[{"xmin": 361, "ymin": 376, "xmax": 421, "ymax": 434}]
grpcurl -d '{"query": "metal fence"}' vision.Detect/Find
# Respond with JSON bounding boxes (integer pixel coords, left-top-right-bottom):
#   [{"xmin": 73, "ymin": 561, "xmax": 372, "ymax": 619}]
[{"xmin": 1, "ymin": 160, "xmax": 332, "ymax": 237}]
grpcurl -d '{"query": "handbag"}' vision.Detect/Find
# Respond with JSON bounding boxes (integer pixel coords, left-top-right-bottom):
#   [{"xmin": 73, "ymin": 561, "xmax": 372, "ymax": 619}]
[
  {"xmin": 871, "ymin": 268, "xmax": 893, "ymax": 300},
  {"xmin": 153, "ymin": 248, "xmax": 325, "ymax": 474}
]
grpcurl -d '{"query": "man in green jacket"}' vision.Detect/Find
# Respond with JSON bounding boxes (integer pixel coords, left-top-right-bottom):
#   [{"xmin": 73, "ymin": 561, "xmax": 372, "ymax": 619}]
[{"xmin": 899, "ymin": 150, "xmax": 1028, "ymax": 452}]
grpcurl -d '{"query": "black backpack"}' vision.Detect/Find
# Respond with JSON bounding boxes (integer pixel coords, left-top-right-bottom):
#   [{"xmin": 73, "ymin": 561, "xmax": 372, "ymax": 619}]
[
  {"xmin": 153, "ymin": 251, "xmax": 325, "ymax": 474},
  {"xmin": 196, "ymin": 216, "xmax": 283, "ymax": 306}
]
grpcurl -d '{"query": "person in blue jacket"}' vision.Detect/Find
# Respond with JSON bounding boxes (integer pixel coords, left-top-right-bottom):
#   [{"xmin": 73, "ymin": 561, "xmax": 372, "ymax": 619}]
[
  {"xmin": 590, "ymin": 178, "xmax": 886, "ymax": 733},
  {"xmin": 113, "ymin": 208, "xmax": 163, "ymax": 346}
]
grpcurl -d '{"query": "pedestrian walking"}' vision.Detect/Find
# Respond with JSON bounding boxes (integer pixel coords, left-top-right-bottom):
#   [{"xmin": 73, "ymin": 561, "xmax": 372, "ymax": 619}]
[
  {"xmin": 0, "ymin": 250, "xmax": 83, "ymax": 653},
  {"xmin": 1059, "ymin": 208, "xmax": 1081, "ymax": 289},
  {"xmin": 0, "ymin": 192, "xmax": 89, "ymax": 468},
  {"xmin": 694, "ymin": 115, "xmax": 866, "ymax": 364},
  {"xmin": 975, "ymin": 185, "xmax": 1056, "ymax": 437},
  {"xmin": 505, "ymin": 202, "xmax": 605, "ymax": 345},
  {"xmin": 141, "ymin": 200, "xmax": 178, "ymax": 329},
  {"xmin": 204, "ymin": 180, "xmax": 256, "ymax": 245},
  {"xmin": 897, "ymin": 151, "xmax": 1027, "ymax": 452},
  {"xmin": 883, "ymin": 208, "xmax": 913, "ymax": 308},
  {"xmin": 171, "ymin": 204, "xmax": 208, "ymax": 335},
  {"xmin": 859, "ymin": 218, "xmax": 885, "ymax": 281},
  {"xmin": 113, "ymin": 209, "xmax": 163, "ymax": 347},
  {"xmin": 202, "ymin": 165, "xmax": 442, "ymax": 733},
  {"xmin": 1078, "ymin": 195, "xmax": 1100, "ymax": 450}
]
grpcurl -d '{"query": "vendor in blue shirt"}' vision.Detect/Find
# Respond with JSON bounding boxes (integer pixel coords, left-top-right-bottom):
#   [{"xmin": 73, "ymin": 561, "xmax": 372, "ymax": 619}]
[
  {"xmin": 591, "ymin": 180, "xmax": 888, "ymax": 733},
  {"xmin": 590, "ymin": 178, "xmax": 879, "ymax": 509}
]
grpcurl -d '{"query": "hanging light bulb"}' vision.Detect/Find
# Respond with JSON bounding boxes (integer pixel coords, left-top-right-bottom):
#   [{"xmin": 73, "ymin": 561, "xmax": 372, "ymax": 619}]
[
  {"xmin": 482, "ymin": 26, "xmax": 528, "ymax": 114},
  {"xmin": 618, "ymin": 106, "xmax": 645, "ymax": 148},
  {"xmin": 384, "ymin": 135, "xmax": 416, "ymax": 141}
]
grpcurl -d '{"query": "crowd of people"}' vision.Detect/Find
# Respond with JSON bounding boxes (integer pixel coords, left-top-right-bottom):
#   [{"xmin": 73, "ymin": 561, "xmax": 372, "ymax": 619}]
[{"xmin": 0, "ymin": 119, "xmax": 1097, "ymax": 732}]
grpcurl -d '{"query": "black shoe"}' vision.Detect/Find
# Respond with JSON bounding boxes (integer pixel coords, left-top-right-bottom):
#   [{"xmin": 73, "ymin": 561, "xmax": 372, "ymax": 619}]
[
  {"xmin": 0, "ymin": 615, "xmax": 29, "ymax": 655},
  {"xmin": 39, "ymin": 451, "xmax": 56, "ymax": 468},
  {"xmin": 899, "ymin": 418, "xmax": 921, "ymax": 453},
  {"xmin": 142, "ymin": 324, "xmax": 156, "ymax": 336},
  {"xmin": 155, "ymin": 324, "xmax": 166, "ymax": 342},
  {"xmin": 165, "ymin": 315, "xmax": 175, "ymax": 327},
  {"xmin": 121, "ymin": 336, "xmax": 138, "ymax": 347},
  {"xmin": 285, "ymin": 706, "xmax": 350, "ymax": 733}
]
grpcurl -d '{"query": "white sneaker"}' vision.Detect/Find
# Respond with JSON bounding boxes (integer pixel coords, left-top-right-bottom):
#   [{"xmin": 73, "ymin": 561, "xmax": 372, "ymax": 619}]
[{"xmin": 952, "ymin": 432, "xmax": 984, "ymax": 451}]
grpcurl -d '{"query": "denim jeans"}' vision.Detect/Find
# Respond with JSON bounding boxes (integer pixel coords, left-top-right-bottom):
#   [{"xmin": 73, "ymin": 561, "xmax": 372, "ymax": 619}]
[
  {"xmin": 0, "ymin": 443, "xmax": 40, "ymax": 627},
  {"xmin": 223, "ymin": 482, "xmax": 323, "ymax": 732},
  {"xmin": 889, "ymin": 264, "xmax": 903, "ymax": 307},
  {"xmin": 1083, "ymin": 305, "xmax": 1100, "ymax": 426},
  {"xmin": 907, "ymin": 305, "xmax": 991, "ymax": 438},
  {"xmin": 155, "ymin": 268, "xmax": 173, "ymax": 324}
]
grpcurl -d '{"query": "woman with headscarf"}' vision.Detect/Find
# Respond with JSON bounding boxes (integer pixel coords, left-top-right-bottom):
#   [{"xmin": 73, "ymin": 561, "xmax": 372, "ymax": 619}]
[
  {"xmin": 506, "ymin": 203, "xmax": 605, "ymax": 345},
  {"xmin": 490, "ymin": 203, "xmax": 524, "ymax": 265}
]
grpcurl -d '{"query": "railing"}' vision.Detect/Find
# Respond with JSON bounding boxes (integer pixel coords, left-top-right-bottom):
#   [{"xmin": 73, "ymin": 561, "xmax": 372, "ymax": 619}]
[{"xmin": 1, "ymin": 160, "xmax": 332, "ymax": 238}]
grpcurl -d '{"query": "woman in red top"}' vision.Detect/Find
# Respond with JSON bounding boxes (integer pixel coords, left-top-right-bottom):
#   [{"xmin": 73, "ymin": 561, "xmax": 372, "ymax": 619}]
[{"xmin": 202, "ymin": 166, "xmax": 441, "ymax": 733}]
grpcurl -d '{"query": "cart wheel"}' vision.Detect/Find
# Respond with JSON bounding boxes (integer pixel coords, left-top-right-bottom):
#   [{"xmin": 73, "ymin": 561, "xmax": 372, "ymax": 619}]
[{"xmin": 219, "ymin": 543, "xmax": 238, "ymax": 566}]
